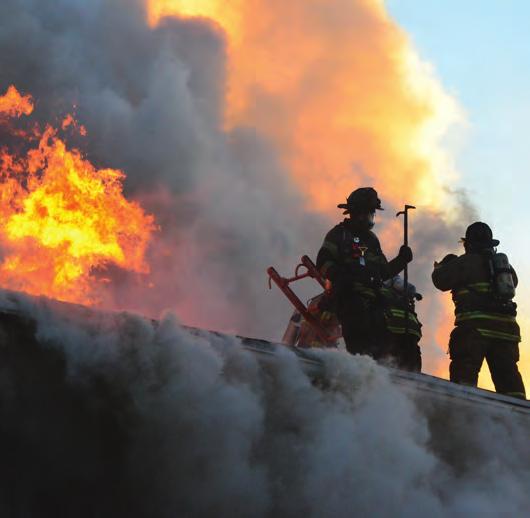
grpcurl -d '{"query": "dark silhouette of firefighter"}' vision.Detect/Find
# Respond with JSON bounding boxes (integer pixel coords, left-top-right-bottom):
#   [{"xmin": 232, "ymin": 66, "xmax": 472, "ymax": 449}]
[
  {"xmin": 380, "ymin": 275, "xmax": 422, "ymax": 371},
  {"xmin": 281, "ymin": 276, "xmax": 422, "ymax": 371},
  {"xmin": 432, "ymin": 222, "xmax": 526, "ymax": 399},
  {"xmin": 316, "ymin": 187, "xmax": 415, "ymax": 364}
]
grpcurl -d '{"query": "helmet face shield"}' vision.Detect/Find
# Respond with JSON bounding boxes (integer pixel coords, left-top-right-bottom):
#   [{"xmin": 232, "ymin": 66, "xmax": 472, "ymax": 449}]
[
  {"xmin": 366, "ymin": 210, "xmax": 376, "ymax": 229},
  {"xmin": 351, "ymin": 209, "xmax": 376, "ymax": 230}
]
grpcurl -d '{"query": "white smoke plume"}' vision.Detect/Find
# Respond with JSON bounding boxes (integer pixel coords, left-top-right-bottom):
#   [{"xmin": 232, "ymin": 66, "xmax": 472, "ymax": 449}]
[{"xmin": 0, "ymin": 291, "xmax": 528, "ymax": 516}]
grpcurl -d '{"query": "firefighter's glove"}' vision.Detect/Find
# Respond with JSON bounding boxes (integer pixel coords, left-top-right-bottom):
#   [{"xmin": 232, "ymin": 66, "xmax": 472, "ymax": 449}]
[
  {"xmin": 398, "ymin": 245, "xmax": 413, "ymax": 264},
  {"xmin": 434, "ymin": 253, "xmax": 458, "ymax": 269},
  {"xmin": 441, "ymin": 253, "xmax": 457, "ymax": 264}
]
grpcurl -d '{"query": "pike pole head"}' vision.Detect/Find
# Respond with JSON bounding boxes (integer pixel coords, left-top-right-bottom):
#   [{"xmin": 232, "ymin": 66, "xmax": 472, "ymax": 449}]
[{"xmin": 396, "ymin": 204, "xmax": 416, "ymax": 218}]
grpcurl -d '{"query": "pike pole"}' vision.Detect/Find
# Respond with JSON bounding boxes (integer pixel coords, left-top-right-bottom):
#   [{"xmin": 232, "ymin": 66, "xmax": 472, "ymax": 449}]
[{"xmin": 396, "ymin": 204, "xmax": 416, "ymax": 337}]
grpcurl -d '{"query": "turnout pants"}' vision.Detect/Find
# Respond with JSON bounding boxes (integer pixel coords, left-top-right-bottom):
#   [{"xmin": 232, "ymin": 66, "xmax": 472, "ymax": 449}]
[
  {"xmin": 337, "ymin": 292, "xmax": 389, "ymax": 360},
  {"xmin": 448, "ymin": 326, "xmax": 526, "ymax": 399},
  {"xmin": 338, "ymin": 291, "xmax": 422, "ymax": 372},
  {"xmin": 389, "ymin": 334, "xmax": 422, "ymax": 373}
]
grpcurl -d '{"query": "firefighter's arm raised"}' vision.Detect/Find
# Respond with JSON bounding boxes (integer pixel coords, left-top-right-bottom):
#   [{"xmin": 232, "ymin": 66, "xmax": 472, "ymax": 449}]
[
  {"xmin": 511, "ymin": 265, "xmax": 519, "ymax": 288},
  {"xmin": 431, "ymin": 253, "xmax": 459, "ymax": 291}
]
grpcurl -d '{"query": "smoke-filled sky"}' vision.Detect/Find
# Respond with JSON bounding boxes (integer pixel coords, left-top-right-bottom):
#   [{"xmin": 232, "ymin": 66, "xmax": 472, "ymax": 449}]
[{"xmin": 0, "ymin": 0, "xmax": 527, "ymax": 390}]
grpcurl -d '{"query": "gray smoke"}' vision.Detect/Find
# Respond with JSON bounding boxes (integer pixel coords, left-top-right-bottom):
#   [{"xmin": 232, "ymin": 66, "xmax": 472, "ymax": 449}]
[
  {"xmin": 0, "ymin": 1, "xmax": 485, "ymax": 374},
  {"xmin": 0, "ymin": 291, "xmax": 528, "ymax": 517}
]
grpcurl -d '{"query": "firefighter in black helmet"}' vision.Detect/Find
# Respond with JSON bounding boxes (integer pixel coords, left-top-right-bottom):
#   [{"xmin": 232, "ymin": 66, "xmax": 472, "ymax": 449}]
[
  {"xmin": 316, "ymin": 187, "xmax": 413, "ymax": 361},
  {"xmin": 432, "ymin": 222, "xmax": 526, "ymax": 399}
]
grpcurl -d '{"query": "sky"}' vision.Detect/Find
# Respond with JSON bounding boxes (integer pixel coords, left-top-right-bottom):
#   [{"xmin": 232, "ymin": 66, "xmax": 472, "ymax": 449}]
[{"xmin": 388, "ymin": 1, "xmax": 530, "ymax": 260}]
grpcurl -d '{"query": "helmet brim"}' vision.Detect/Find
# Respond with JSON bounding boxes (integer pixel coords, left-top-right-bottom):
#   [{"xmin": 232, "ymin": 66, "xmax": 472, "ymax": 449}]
[
  {"xmin": 337, "ymin": 203, "xmax": 384, "ymax": 213},
  {"xmin": 460, "ymin": 237, "xmax": 500, "ymax": 247}
]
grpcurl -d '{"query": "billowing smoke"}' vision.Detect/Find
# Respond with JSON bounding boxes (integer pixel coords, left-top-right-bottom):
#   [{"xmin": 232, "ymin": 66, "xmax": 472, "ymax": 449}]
[
  {"xmin": 0, "ymin": 292, "xmax": 528, "ymax": 516},
  {"xmin": 0, "ymin": 0, "xmax": 509, "ymax": 385},
  {"xmin": 2, "ymin": 2, "xmax": 528, "ymax": 515},
  {"xmin": 0, "ymin": 0, "xmax": 327, "ymax": 338}
]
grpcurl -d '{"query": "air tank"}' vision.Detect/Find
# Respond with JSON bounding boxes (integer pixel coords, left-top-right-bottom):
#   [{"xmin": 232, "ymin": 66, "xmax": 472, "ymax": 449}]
[{"xmin": 492, "ymin": 253, "xmax": 516, "ymax": 300}]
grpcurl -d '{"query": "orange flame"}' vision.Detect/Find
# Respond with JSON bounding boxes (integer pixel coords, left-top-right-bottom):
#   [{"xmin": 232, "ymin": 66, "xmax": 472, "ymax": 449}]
[
  {"xmin": 0, "ymin": 86, "xmax": 156, "ymax": 305},
  {"xmin": 0, "ymin": 85, "xmax": 34, "ymax": 118}
]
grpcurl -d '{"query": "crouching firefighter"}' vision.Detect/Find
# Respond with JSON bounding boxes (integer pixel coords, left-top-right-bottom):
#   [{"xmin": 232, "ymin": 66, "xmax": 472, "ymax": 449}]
[
  {"xmin": 380, "ymin": 275, "xmax": 422, "ymax": 372},
  {"xmin": 432, "ymin": 222, "xmax": 526, "ymax": 399},
  {"xmin": 316, "ymin": 187, "xmax": 413, "ymax": 360}
]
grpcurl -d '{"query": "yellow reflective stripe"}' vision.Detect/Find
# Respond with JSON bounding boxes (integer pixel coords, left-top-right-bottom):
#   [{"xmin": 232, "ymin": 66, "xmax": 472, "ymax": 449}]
[
  {"xmin": 322, "ymin": 240, "xmax": 339, "ymax": 257},
  {"xmin": 456, "ymin": 311, "xmax": 516, "ymax": 323},
  {"xmin": 456, "ymin": 289, "xmax": 490, "ymax": 296},
  {"xmin": 388, "ymin": 308, "xmax": 415, "ymax": 317},
  {"xmin": 476, "ymin": 328, "xmax": 521, "ymax": 342},
  {"xmin": 455, "ymin": 282, "xmax": 492, "ymax": 296},
  {"xmin": 386, "ymin": 326, "xmax": 421, "ymax": 338},
  {"xmin": 388, "ymin": 308, "xmax": 419, "ymax": 321}
]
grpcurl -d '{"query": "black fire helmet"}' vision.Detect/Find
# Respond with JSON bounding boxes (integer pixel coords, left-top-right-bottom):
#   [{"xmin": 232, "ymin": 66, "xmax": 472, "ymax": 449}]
[
  {"xmin": 461, "ymin": 221, "xmax": 500, "ymax": 247},
  {"xmin": 337, "ymin": 187, "xmax": 384, "ymax": 215}
]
